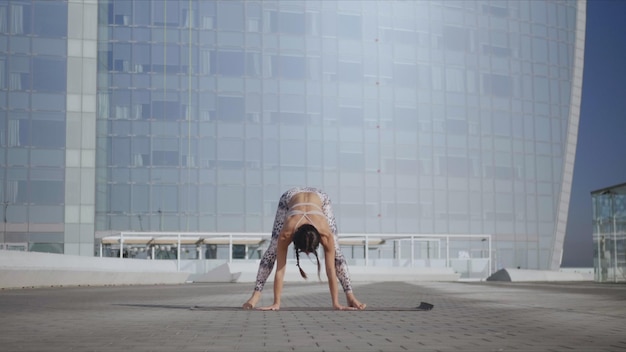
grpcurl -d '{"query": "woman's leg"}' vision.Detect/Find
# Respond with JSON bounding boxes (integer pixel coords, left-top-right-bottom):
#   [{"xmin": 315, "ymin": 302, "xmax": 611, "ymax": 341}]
[
  {"xmin": 317, "ymin": 188, "xmax": 365, "ymax": 309},
  {"xmin": 253, "ymin": 189, "xmax": 292, "ymax": 292},
  {"xmin": 316, "ymin": 188, "xmax": 353, "ymax": 293},
  {"xmin": 244, "ymin": 189, "xmax": 295, "ymax": 309}
]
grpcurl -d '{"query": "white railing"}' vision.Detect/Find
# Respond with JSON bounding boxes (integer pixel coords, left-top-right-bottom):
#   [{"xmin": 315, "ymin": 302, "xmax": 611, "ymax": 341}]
[
  {"xmin": 0, "ymin": 242, "xmax": 28, "ymax": 251},
  {"xmin": 96, "ymin": 231, "xmax": 493, "ymax": 279}
]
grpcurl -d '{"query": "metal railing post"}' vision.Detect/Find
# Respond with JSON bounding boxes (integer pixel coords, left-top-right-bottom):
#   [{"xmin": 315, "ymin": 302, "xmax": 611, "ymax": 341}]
[
  {"xmin": 488, "ymin": 236, "xmax": 492, "ymax": 277},
  {"xmin": 120, "ymin": 233, "xmax": 124, "ymax": 259},
  {"xmin": 364, "ymin": 234, "xmax": 369, "ymax": 267},
  {"xmin": 228, "ymin": 234, "xmax": 233, "ymax": 264},
  {"xmin": 177, "ymin": 233, "xmax": 181, "ymax": 272},
  {"xmin": 411, "ymin": 236, "xmax": 415, "ymax": 268},
  {"xmin": 446, "ymin": 236, "xmax": 450, "ymax": 269}
]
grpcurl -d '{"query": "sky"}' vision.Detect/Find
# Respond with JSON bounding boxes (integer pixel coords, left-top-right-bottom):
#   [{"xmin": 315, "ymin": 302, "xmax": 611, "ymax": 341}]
[{"xmin": 561, "ymin": 0, "xmax": 626, "ymax": 267}]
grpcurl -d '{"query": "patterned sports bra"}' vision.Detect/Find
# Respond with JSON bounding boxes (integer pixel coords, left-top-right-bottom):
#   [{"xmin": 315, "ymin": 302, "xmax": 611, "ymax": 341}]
[{"xmin": 286, "ymin": 202, "xmax": 325, "ymax": 228}]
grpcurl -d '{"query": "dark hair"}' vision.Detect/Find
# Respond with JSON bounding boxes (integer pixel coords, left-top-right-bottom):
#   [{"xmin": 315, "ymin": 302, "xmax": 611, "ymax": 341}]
[{"xmin": 292, "ymin": 224, "xmax": 321, "ymax": 280}]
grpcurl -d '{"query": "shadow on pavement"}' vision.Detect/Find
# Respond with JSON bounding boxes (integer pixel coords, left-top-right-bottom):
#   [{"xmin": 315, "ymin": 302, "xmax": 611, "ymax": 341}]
[{"xmin": 115, "ymin": 303, "xmax": 434, "ymax": 312}]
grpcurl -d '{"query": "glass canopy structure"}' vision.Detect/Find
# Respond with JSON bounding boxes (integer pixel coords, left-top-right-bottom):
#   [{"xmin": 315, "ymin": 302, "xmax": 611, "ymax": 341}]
[{"xmin": 591, "ymin": 183, "xmax": 626, "ymax": 282}]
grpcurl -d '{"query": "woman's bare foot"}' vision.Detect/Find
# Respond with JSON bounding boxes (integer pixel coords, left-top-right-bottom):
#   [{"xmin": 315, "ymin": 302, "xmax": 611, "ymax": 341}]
[
  {"xmin": 348, "ymin": 299, "xmax": 366, "ymax": 310},
  {"xmin": 346, "ymin": 292, "xmax": 367, "ymax": 310}
]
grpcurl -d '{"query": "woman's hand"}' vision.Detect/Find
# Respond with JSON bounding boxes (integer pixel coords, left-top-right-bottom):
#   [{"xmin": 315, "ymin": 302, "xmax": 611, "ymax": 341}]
[
  {"xmin": 242, "ymin": 291, "xmax": 261, "ymax": 310},
  {"xmin": 257, "ymin": 303, "xmax": 281, "ymax": 311}
]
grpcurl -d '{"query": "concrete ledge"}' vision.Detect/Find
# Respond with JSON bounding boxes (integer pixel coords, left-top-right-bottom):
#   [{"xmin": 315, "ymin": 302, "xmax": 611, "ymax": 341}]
[
  {"xmin": 0, "ymin": 250, "xmax": 189, "ymax": 289},
  {"xmin": 0, "ymin": 269, "xmax": 188, "ymax": 289},
  {"xmin": 348, "ymin": 266, "xmax": 461, "ymax": 282},
  {"xmin": 189, "ymin": 263, "xmax": 242, "ymax": 283},
  {"xmin": 195, "ymin": 261, "xmax": 461, "ymax": 283},
  {"xmin": 486, "ymin": 268, "xmax": 593, "ymax": 282}
]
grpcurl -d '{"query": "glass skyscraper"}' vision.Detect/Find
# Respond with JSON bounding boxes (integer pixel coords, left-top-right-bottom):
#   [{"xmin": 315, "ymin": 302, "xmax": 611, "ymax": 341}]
[
  {"xmin": 0, "ymin": 0, "xmax": 96, "ymax": 255},
  {"xmin": 0, "ymin": 0, "xmax": 586, "ymax": 271}
]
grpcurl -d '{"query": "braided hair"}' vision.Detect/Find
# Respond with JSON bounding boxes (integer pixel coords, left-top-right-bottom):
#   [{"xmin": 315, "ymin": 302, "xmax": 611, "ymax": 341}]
[{"xmin": 292, "ymin": 224, "xmax": 321, "ymax": 280}]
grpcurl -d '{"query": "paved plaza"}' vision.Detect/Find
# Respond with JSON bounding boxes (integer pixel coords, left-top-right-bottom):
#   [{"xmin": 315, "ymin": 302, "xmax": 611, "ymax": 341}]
[{"xmin": 0, "ymin": 280, "xmax": 625, "ymax": 351}]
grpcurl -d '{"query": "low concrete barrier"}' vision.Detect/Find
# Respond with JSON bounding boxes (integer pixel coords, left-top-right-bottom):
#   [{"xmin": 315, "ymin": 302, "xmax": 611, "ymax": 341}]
[
  {"xmin": 486, "ymin": 268, "xmax": 593, "ymax": 282},
  {"xmin": 10, "ymin": 251, "xmax": 592, "ymax": 289},
  {"xmin": 194, "ymin": 261, "xmax": 461, "ymax": 283},
  {"xmin": 1, "ymin": 250, "xmax": 462, "ymax": 289},
  {"xmin": 0, "ymin": 250, "xmax": 189, "ymax": 289}
]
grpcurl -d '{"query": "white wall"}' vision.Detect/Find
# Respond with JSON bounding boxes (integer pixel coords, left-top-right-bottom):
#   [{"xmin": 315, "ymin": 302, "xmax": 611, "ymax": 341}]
[
  {"xmin": 0, "ymin": 250, "xmax": 462, "ymax": 289},
  {"xmin": 0, "ymin": 250, "xmax": 189, "ymax": 289}
]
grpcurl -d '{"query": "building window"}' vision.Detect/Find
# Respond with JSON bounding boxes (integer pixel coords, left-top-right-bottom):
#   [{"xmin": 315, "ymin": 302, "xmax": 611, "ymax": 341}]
[
  {"xmin": 271, "ymin": 55, "xmax": 306, "ymax": 80},
  {"xmin": 443, "ymin": 26, "xmax": 470, "ymax": 52},
  {"xmin": 10, "ymin": 3, "xmax": 28, "ymax": 35},
  {"xmin": 338, "ymin": 14, "xmax": 361, "ymax": 40},
  {"xmin": 217, "ymin": 96, "xmax": 244, "ymax": 122},
  {"xmin": 483, "ymin": 73, "xmax": 512, "ymax": 97},
  {"xmin": 267, "ymin": 11, "xmax": 305, "ymax": 35},
  {"xmin": 33, "ymin": 57, "xmax": 66, "ymax": 92},
  {"xmin": 217, "ymin": 51, "xmax": 245, "ymax": 76},
  {"xmin": 217, "ymin": 2, "xmax": 243, "ymax": 31}
]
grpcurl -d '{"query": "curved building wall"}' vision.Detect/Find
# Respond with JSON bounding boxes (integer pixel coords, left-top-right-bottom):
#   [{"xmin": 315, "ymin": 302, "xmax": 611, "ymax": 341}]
[
  {"xmin": 551, "ymin": 1, "xmax": 586, "ymax": 269},
  {"xmin": 95, "ymin": 0, "xmax": 586, "ymax": 270}
]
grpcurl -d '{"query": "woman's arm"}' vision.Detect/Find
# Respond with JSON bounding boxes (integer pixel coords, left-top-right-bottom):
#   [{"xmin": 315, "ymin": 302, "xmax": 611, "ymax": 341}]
[
  {"xmin": 324, "ymin": 244, "xmax": 341, "ymax": 309},
  {"xmin": 322, "ymin": 235, "xmax": 357, "ymax": 310},
  {"xmin": 257, "ymin": 232, "xmax": 290, "ymax": 310}
]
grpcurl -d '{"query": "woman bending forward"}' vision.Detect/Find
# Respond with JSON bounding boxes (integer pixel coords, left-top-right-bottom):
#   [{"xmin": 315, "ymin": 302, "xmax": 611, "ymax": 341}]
[{"xmin": 242, "ymin": 187, "xmax": 366, "ymax": 311}]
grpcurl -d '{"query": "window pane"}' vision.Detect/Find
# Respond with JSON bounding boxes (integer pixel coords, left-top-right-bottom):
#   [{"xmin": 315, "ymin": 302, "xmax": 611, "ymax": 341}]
[
  {"xmin": 111, "ymin": 184, "xmax": 131, "ymax": 213},
  {"xmin": 217, "ymin": 51, "xmax": 245, "ymax": 76},
  {"xmin": 217, "ymin": 2, "xmax": 243, "ymax": 31},
  {"xmin": 217, "ymin": 96, "xmax": 244, "ymax": 122},
  {"xmin": 33, "ymin": 2, "xmax": 66, "ymax": 37},
  {"xmin": 30, "ymin": 181, "xmax": 63, "ymax": 204},
  {"xmin": 111, "ymin": 138, "xmax": 131, "ymax": 166},
  {"xmin": 338, "ymin": 14, "xmax": 361, "ymax": 40},
  {"xmin": 32, "ymin": 93, "xmax": 65, "ymax": 111},
  {"xmin": 33, "ymin": 38, "xmax": 66, "ymax": 56},
  {"xmin": 30, "ymin": 149, "xmax": 63, "ymax": 167},
  {"xmin": 279, "ymin": 12, "xmax": 305, "ymax": 35},
  {"xmin": 33, "ymin": 57, "xmax": 66, "ymax": 92},
  {"xmin": 30, "ymin": 206, "xmax": 63, "ymax": 223},
  {"xmin": 132, "ymin": 185, "xmax": 149, "ymax": 213},
  {"xmin": 31, "ymin": 120, "xmax": 65, "ymax": 148}
]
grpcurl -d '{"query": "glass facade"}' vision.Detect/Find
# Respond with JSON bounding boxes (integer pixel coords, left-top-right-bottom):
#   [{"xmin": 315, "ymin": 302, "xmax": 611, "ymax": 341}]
[
  {"xmin": 0, "ymin": 0, "xmax": 97, "ymax": 256},
  {"xmin": 96, "ymin": 0, "xmax": 586, "ymax": 270},
  {"xmin": 592, "ymin": 183, "xmax": 626, "ymax": 282},
  {"xmin": 0, "ymin": 0, "xmax": 69, "ymax": 253},
  {"xmin": 0, "ymin": 0, "xmax": 586, "ymax": 270}
]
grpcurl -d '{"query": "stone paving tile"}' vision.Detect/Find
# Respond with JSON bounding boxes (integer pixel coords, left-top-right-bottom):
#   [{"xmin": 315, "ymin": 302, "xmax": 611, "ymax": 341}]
[{"xmin": 1, "ymin": 281, "xmax": 626, "ymax": 351}]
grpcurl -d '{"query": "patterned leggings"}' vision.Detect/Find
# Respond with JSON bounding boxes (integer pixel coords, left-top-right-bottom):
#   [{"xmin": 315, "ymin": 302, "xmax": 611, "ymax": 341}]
[{"xmin": 253, "ymin": 187, "xmax": 353, "ymax": 293}]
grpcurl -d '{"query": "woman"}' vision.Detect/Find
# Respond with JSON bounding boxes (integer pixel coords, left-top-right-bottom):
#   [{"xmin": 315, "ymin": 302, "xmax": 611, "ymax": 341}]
[{"xmin": 242, "ymin": 187, "xmax": 366, "ymax": 311}]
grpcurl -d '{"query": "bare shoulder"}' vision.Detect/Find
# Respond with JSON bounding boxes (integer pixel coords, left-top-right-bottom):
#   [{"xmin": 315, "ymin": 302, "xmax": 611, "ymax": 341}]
[
  {"xmin": 318, "ymin": 229, "xmax": 334, "ymax": 249},
  {"xmin": 279, "ymin": 218, "xmax": 296, "ymax": 242}
]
